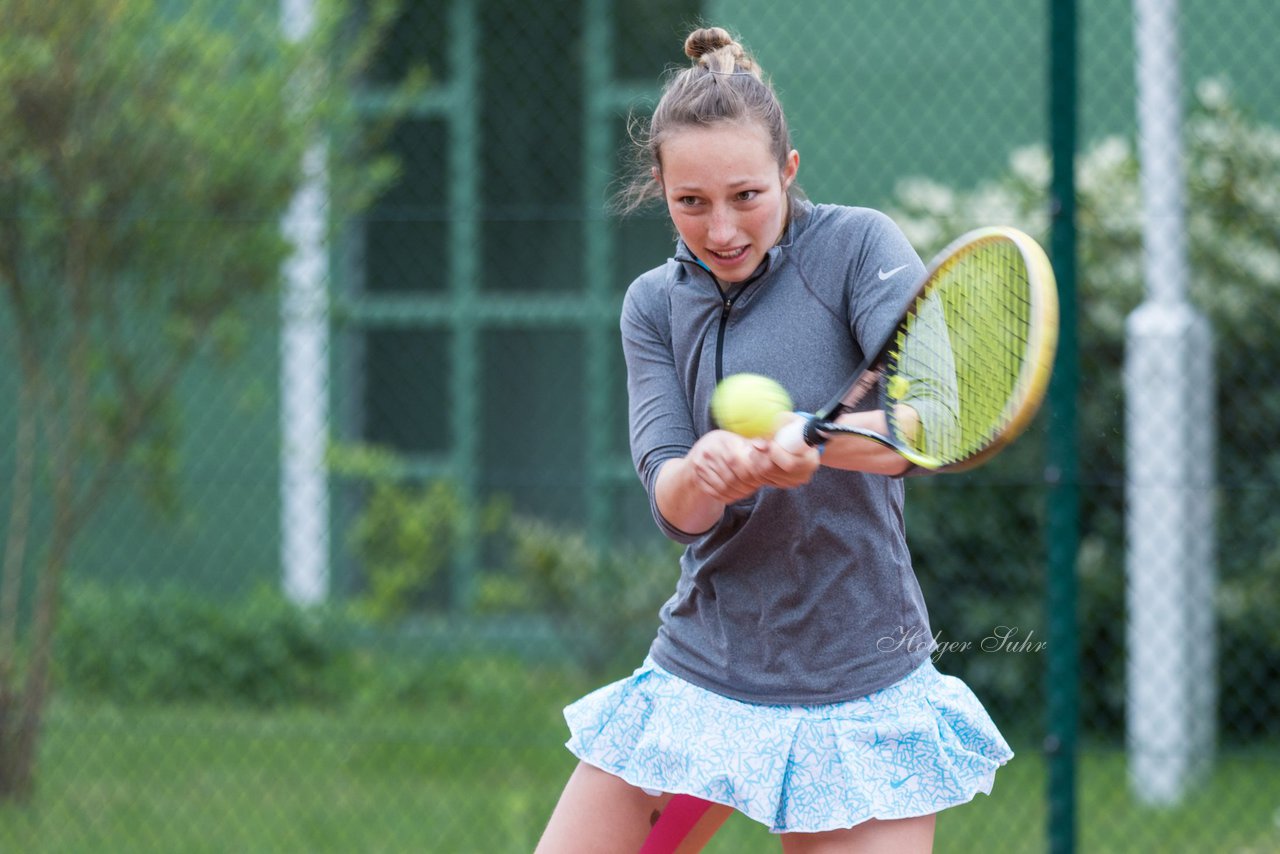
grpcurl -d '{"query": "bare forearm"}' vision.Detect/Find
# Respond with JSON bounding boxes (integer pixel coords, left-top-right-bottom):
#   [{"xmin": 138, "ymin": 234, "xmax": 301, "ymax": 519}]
[
  {"xmin": 816, "ymin": 410, "xmax": 915, "ymax": 476},
  {"xmin": 654, "ymin": 457, "xmax": 728, "ymax": 536}
]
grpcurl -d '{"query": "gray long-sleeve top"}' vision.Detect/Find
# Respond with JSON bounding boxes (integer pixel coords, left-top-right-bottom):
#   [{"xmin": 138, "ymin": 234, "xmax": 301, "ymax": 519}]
[{"xmin": 622, "ymin": 200, "xmax": 936, "ymax": 704}]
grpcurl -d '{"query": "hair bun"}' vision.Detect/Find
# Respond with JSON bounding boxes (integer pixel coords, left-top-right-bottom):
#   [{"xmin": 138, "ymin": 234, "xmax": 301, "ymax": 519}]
[{"xmin": 684, "ymin": 27, "xmax": 739, "ymax": 61}]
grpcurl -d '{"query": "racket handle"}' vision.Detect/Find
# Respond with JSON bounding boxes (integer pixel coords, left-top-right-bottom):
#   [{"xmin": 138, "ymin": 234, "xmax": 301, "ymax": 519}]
[
  {"xmin": 775, "ymin": 415, "xmax": 810, "ymax": 453},
  {"xmin": 638, "ymin": 795, "xmax": 715, "ymax": 854}
]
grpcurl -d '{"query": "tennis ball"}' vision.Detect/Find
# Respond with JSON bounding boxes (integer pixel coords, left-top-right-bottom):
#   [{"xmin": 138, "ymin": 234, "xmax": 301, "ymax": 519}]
[{"xmin": 711, "ymin": 373, "xmax": 794, "ymax": 438}]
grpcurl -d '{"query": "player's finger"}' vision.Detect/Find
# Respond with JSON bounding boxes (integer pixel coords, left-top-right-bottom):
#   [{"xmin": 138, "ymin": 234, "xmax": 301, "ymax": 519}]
[
  {"xmin": 758, "ymin": 442, "xmax": 819, "ymax": 487},
  {"xmin": 691, "ymin": 459, "xmax": 755, "ymax": 503}
]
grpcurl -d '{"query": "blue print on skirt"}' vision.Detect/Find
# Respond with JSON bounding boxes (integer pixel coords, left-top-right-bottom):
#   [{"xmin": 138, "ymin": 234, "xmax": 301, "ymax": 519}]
[{"xmin": 563, "ymin": 656, "xmax": 1013, "ymax": 834}]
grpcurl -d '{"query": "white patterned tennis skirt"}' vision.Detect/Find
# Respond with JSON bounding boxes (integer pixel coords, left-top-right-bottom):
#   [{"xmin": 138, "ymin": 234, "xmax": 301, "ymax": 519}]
[{"xmin": 563, "ymin": 656, "xmax": 1013, "ymax": 834}]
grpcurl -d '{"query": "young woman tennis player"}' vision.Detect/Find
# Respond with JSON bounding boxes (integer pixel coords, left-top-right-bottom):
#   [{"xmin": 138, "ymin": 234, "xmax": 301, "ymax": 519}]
[{"xmin": 536, "ymin": 26, "xmax": 1013, "ymax": 853}]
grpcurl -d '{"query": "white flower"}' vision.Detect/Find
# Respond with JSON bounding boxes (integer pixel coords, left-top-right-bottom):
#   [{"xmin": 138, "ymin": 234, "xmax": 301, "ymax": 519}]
[
  {"xmin": 969, "ymin": 185, "xmax": 1020, "ymax": 226},
  {"xmin": 1010, "ymin": 145, "xmax": 1051, "ymax": 189},
  {"xmin": 1238, "ymin": 245, "xmax": 1280, "ymax": 287},
  {"xmin": 895, "ymin": 178, "xmax": 957, "ymax": 217},
  {"xmin": 1079, "ymin": 136, "xmax": 1131, "ymax": 189},
  {"xmin": 1199, "ymin": 155, "xmax": 1226, "ymax": 188},
  {"xmin": 1194, "ymin": 77, "xmax": 1230, "ymax": 111}
]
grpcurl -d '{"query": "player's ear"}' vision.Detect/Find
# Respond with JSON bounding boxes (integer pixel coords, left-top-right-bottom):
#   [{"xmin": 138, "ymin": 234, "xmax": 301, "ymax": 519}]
[
  {"xmin": 651, "ymin": 166, "xmax": 663, "ymax": 189},
  {"xmin": 781, "ymin": 149, "xmax": 799, "ymax": 190}
]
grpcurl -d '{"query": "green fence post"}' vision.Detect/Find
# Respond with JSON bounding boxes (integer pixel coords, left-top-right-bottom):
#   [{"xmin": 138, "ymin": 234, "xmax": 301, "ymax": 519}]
[
  {"xmin": 582, "ymin": 0, "xmax": 616, "ymax": 554},
  {"xmin": 1047, "ymin": 0, "xmax": 1080, "ymax": 852},
  {"xmin": 449, "ymin": 0, "xmax": 481, "ymax": 610}
]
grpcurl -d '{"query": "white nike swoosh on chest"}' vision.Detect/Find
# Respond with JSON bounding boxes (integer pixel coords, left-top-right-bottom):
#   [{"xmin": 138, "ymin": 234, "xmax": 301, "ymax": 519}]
[{"xmin": 877, "ymin": 264, "xmax": 908, "ymax": 280}]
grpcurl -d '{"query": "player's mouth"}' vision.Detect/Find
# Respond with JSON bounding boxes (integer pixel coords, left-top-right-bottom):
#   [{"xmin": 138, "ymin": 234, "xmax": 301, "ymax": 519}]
[{"xmin": 707, "ymin": 245, "xmax": 749, "ymax": 264}]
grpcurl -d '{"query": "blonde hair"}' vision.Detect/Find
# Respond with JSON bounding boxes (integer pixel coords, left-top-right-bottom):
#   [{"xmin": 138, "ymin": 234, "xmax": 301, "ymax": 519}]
[{"xmin": 615, "ymin": 27, "xmax": 802, "ymax": 215}]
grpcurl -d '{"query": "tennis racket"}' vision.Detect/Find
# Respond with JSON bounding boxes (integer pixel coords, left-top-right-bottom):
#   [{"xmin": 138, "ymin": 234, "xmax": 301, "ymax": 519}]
[{"xmin": 775, "ymin": 226, "xmax": 1058, "ymax": 471}]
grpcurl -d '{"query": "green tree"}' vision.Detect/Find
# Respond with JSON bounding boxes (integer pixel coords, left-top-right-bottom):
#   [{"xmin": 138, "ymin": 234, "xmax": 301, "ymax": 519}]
[{"xmin": 0, "ymin": 0, "xmax": 416, "ymax": 799}]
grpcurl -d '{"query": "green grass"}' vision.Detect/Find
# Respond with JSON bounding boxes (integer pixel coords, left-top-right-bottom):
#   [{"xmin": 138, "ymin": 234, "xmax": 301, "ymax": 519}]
[{"xmin": 0, "ymin": 658, "xmax": 1276, "ymax": 853}]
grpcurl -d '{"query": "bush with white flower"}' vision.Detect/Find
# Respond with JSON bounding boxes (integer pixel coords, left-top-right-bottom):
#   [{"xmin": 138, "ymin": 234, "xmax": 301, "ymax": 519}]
[{"xmin": 888, "ymin": 78, "xmax": 1280, "ymax": 739}]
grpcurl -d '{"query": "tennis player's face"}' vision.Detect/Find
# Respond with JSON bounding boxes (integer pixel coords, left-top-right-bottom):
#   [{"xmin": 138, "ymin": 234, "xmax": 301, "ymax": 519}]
[{"xmin": 658, "ymin": 122, "xmax": 798, "ymax": 284}]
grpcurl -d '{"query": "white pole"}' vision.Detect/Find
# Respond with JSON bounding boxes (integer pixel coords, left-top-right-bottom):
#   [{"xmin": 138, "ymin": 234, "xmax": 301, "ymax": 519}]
[
  {"xmin": 280, "ymin": 0, "xmax": 330, "ymax": 606},
  {"xmin": 1126, "ymin": 0, "xmax": 1216, "ymax": 806}
]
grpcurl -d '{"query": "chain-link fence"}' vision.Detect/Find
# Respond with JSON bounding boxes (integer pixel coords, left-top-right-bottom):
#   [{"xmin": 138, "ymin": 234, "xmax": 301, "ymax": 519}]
[{"xmin": 1, "ymin": 0, "xmax": 1277, "ymax": 851}]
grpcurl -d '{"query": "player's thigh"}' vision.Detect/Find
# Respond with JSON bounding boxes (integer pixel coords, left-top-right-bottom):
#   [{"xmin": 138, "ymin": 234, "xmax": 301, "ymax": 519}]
[
  {"xmin": 780, "ymin": 813, "xmax": 936, "ymax": 854},
  {"xmin": 540, "ymin": 762, "xmax": 727, "ymax": 854}
]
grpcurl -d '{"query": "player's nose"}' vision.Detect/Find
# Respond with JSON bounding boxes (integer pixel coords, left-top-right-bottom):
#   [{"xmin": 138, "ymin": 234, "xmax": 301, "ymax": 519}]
[{"xmin": 707, "ymin": 207, "xmax": 736, "ymax": 244}]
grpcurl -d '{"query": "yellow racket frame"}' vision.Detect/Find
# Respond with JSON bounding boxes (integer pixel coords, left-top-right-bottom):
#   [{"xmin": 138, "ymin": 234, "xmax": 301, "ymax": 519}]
[{"xmin": 890, "ymin": 226, "xmax": 1059, "ymax": 472}]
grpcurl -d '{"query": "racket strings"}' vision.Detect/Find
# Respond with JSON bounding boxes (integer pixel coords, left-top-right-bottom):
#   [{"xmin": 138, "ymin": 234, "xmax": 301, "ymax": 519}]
[{"xmin": 888, "ymin": 240, "xmax": 1035, "ymax": 465}]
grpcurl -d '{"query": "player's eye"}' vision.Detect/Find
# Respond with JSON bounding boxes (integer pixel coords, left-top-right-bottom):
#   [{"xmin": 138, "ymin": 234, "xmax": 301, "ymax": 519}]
[{"xmin": 736, "ymin": 190, "xmax": 760, "ymax": 202}]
